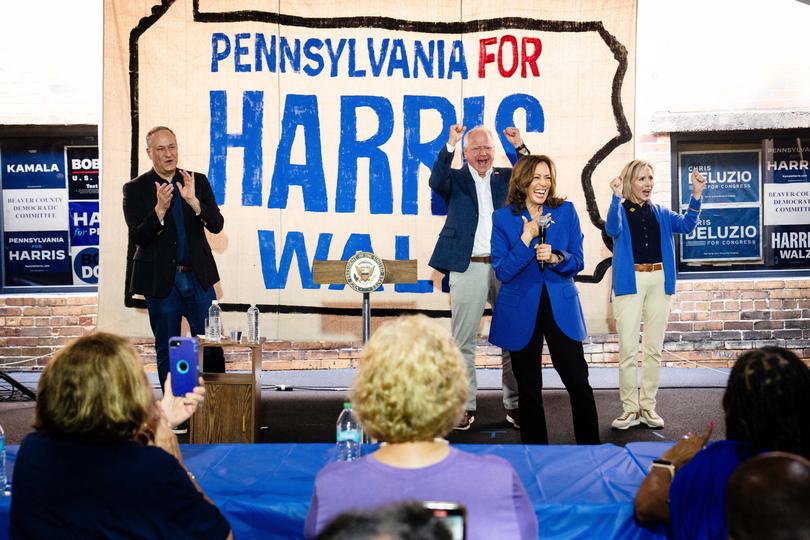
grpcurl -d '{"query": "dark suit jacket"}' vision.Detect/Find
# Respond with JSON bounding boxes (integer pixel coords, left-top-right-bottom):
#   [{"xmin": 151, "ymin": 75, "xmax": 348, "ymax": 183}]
[
  {"xmin": 123, "ymin": 169, "xmax": 224, "ymax": 298},
  {"xmin": 488, "ymin": 202, "xmax": 587, "ymax": 349},
  {"xmin": 428, "ymin": 146, "xmax": 511, "ymax": 273}
]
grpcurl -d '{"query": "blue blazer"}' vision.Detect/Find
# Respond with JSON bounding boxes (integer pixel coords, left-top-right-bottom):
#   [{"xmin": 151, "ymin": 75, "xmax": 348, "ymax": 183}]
[
  {"xmin": 605, "ymin": 194, "xmax": 701, "ymax": 296},
  {"xmin": 488, "ymin": 201, "xmax": 587, "ymax": 350},
  {"xmin": 428, "ymin": 146, "xmax": 511, "ymax": 273}
]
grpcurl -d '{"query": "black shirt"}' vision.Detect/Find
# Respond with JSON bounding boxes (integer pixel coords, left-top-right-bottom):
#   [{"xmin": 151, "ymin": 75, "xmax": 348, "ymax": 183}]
[
  {"xmin": 622, "ymin": 200, "xmax": 663, "ymax": 264},
  {"xmin": 10, "ymin": 431, "xmax": 231, "ymax": 539}
]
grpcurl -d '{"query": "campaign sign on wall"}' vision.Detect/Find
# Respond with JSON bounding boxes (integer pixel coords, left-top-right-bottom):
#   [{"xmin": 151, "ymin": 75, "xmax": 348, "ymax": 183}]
[
  {"xmin": 763, "ymin": 182, "xmax": 810, "ymax": 227},
  {"xmin": 679, "ymin": 150, "xmax": 760, "ymax": 206},
  {"xmin": 765, "ymin": 137, "xmax": 809, "ymax": 185},
  {"xmin": 681, "ymin": 207, "xmax": 762, "ymax": 262},
  {"xmin": 66, "ymin": 146, "xmax": 100, "ymax": 199},
  {"xmin": 68, "ymin": 201, "xmax": 100, "ymax": 246},
  {"xmin": 3, "ymin": 231, "xmax": 72, "ymax": 286},
  {"xmin": 2, "ymin": 189, "xmax": 69, "ymax": 232},
  {"xmin": 763, "ymin": 137, "xmax": 810, "ymax": 269},
  {"xmin": 1, "ymin": 142, "xmax": 98, "ymax": 289},
  {"xmin": 72, "ymin": 246, "xmax": 99, "ymax": 284},
  {"xmin": 1, "ymin": 150, "xmax": 65, "ymax": 190},
  {"xmin": 767, "ymin": 225, "xmax": 810, "ymax": 267},
  {"xmin": 99, "ymin": 0, "xmax": 637, "ymax": 340}
]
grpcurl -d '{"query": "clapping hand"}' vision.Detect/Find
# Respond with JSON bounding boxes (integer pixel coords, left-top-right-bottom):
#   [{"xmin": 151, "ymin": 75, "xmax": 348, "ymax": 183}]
[
  {"xmin": 178, "ymin": 169, "xmax": 202, "ymax": 215},
  {"xmin": 154, "ymin": 181, "xmax": 173, "ymax": 221}
]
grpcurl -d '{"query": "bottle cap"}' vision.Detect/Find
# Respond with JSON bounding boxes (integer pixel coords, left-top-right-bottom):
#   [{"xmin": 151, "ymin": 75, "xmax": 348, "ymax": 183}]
[
  {"xmin": 212, "ymin": 300, "xmax": 218, "ymax": 305},
  {"xmin": 343, "ymin": 402, "xmax": 352, "ymax": 409}
]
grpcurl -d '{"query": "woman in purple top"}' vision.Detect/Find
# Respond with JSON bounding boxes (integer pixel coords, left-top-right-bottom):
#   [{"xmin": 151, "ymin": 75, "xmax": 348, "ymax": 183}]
[
  {"xmin": 304, "ymin": 315, "xmax": 538, "ymax": 539},
  {"xmin": 634, "ymin": 346, "xmax": 810, "ymax": 540}
]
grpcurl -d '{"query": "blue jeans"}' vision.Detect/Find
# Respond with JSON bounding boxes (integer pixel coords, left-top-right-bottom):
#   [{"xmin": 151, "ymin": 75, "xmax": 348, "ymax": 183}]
[{"xmin": 145, "ymin": 271, "xmax": 225, "ymax": 391}]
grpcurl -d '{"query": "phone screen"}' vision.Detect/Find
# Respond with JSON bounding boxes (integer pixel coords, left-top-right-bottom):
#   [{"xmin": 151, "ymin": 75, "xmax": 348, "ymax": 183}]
[
  {"xmin": 422, "ymin": 501, "xmax": 466, "ymax": 540},
  {"xmin": 169, "ymin": 337, "xmax": 199, "ymax": 396}
]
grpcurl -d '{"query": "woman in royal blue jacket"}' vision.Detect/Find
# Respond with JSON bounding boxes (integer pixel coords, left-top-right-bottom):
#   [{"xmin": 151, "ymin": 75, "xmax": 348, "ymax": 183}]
[
  {"xmin": 489, "ymin": 155, "xmax": 600, "ymax": 445},
  {"xmin": 605, "ymin": 160, "xmax": 705, "ymax": 431}
]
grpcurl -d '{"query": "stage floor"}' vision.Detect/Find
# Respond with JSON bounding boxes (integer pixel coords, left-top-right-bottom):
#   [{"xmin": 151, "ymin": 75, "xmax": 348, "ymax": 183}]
[{"xmin": 0, "ymin": 367, "xmax": 727, "ymax": 446}]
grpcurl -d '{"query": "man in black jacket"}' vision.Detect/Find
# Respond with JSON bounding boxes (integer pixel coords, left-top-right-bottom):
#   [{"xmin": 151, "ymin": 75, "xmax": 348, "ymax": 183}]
[{"xmin": 123, "ymin": 126, "xmax": 225, "ymax": 392}]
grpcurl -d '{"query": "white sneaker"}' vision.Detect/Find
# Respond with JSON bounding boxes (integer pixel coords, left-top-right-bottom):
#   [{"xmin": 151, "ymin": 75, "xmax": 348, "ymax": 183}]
[
  {"xmin": 639, "ymin": 409, "xmax": 665, "ymax": 429},
  {"xmin": 611, "ymin": 411, "xmax": 640, "ymax": 430}
]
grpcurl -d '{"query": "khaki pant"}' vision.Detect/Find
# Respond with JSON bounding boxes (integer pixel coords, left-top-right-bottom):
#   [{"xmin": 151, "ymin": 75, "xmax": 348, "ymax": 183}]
[
  {"xmin": 613, "ymin": 270, "xmax": 671, "ymax": 413},
  {"xmin": 449, "ymin": 262, "xmax": 519, "ymax": 412}
]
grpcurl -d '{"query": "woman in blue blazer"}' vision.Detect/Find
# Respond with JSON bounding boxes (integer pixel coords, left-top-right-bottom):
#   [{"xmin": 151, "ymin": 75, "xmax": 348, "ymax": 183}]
[
  {"xmin": 605, "ymin": 160, "xmax": 705, "ymax": 431},
  {"xmin": 489, "ymin": 155, "xmax": 600, "ymax": 444}
]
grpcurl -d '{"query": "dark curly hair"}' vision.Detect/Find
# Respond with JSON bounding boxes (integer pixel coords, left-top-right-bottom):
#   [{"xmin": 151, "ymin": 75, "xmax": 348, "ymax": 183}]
[
  {"xmin": 723, "ymin": 347, "xmax": 810, "ymax": 458},
  {"xmin": 506, "ymin": 155, "xmax": 566, "ymax": 214}
]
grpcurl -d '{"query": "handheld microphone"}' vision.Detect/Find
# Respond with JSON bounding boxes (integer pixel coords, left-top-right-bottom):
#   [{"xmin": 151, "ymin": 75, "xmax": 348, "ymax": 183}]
[{"xmin": 537, "ymin": 214, "xmax": 552, "ymax": 269}]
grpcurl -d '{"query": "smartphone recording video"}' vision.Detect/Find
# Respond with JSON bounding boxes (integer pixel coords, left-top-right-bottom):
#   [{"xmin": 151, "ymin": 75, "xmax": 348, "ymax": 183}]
[
  {"xmin": 422, "ymin": 501, "xmax": 466, "ymax": 540},
  {"xmin": 168, "ymin": 336, "xmax": 199, "ymax": 396}
]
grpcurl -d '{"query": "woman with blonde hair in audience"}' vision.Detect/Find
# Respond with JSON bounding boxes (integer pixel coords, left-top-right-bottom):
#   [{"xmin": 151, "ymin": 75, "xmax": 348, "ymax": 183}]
[
  {"xmin": 304, "ymin": 315, "xmax": 537, "ymax": 540},
  {"xmin": 9, "ymin": 332, "xmax": 232, "ymax": 539}
]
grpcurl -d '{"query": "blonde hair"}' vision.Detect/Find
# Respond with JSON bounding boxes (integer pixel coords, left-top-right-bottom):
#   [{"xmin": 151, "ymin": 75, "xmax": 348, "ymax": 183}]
[
  {"xmin": 351, "ymin": 315, "xmax": 468, "ymax": 443},
  {"xmin": 619, "ymin": 160, "xmax": 655, "ymax": 200},
  {"xmin": 34, "ymin": 333, "xmax": 154, "ymax": 441}
]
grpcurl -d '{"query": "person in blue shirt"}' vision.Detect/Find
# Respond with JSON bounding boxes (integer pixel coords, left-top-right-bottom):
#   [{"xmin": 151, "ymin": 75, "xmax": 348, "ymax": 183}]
[
  {"xmin": 488, "ymin": 154, "xmax": 600, "ymax": 445},
  {"xmin": 606, "ymin": 160, "xmax": 706, "ymax": 430},
  {"xmin": 634, "ymin": 346, "xmax": 810, "ymax": 540}
]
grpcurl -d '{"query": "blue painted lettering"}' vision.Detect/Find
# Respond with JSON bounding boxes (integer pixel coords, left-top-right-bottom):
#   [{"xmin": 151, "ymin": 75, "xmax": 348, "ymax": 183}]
[
  {"xmin": 268, "ymin": 94, "xmax": 328, "ymax": 211},
  {"xmin": 337, "ymin": 96, "xmax": 394, "ymax": 214}
]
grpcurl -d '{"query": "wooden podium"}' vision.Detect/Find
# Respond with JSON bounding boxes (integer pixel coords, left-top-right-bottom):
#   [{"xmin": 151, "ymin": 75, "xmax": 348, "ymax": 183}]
[
  {"xmin": 189, "ymin": 337, "xmax": 264, "ymax": 444},
  {"xmin": 313, "ymin": 253, "xmax": 417, "ymax": 342}
]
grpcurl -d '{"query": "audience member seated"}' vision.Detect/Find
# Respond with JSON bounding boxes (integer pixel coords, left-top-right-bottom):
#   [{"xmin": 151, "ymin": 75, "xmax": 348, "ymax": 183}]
[
  {"xmin": 304, "ymin": 315, "xmax": 538, "ymax": 540},
  {"xmin": 634, "ymin": 346, "xmax": 810, "ymax": 539},
  {"xmin": 726, "ymin": 452, "xmax": 810, "ymax": 540},
  {"xmin": 317, "ymin": 501, "xmax": 453, "ymax": 540},
  {"xmin": 9, "ymin": 332, "xmax": 232, "ymax": 540}
]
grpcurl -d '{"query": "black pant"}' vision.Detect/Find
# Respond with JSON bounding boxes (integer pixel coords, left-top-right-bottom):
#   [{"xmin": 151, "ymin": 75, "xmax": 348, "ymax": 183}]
[{"xmin": 510, "ymin": 286, "xmax": 600, "ymax": 445}]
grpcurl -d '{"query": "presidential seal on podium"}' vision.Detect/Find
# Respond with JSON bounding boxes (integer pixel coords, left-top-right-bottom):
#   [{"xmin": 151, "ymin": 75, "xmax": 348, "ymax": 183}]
[{"xmin": 345, "ymin": 251, "xmax": 385, "ymax": 293}]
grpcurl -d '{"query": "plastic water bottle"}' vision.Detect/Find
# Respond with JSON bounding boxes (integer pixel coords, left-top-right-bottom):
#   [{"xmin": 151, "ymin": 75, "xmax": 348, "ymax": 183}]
[
  {"xmin": 207, "ymin": 300, "xmax": 222, "ymax": 341},
  {"xmin": 336, "ymin": 402, "xmax": 362, "ymax": 462},
  {"xmin": 247, "ymin": 304, "xmax": 260, "ymax": 343},
  {"xmin": 0, "ymin": 424, "xmax": 7, "ymax": 495}
]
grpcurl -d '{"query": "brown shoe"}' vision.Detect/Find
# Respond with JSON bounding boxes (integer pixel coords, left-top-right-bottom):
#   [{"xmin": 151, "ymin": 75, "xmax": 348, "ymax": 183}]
[{"xmin": 454, "ymin": 411, "xmax": 475, "ymax": 431}]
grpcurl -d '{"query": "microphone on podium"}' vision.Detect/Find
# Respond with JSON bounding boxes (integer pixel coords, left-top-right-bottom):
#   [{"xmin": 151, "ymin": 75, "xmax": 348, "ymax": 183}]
[{"xmin": 537, "ymin": 214, "xmax": 552, "ymax": 269}]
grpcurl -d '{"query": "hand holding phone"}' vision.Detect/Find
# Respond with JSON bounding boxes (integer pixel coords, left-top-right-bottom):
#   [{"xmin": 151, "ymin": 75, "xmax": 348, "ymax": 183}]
[{"xmin": 169, "ymin": 336, "xmax": 199, "ymax": 397}]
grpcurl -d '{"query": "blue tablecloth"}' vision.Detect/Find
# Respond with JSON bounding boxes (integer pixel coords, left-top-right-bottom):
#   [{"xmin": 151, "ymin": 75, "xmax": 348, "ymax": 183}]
[{"xmin": 0, "ymin": 442, "xmax": 673, "ymax": 539}]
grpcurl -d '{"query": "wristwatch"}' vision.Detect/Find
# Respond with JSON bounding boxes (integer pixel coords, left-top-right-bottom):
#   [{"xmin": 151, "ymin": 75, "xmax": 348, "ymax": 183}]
[
  {"xmin": 650, "ymin": 458, "xmax": 676, "ymax": 478},
  {"xmin": 515, "ymin": 143, "xmax": 529, "ymax": 155}
]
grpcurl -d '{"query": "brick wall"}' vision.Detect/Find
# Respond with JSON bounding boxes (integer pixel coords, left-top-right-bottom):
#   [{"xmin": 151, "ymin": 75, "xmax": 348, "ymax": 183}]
[
  {"xmin": 0, "ymin": 295, "xmax": 98, "ymax": 368},
  {"xmin": 2, "ymin": 281, "xmax": 809, "ymax": 371}
]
